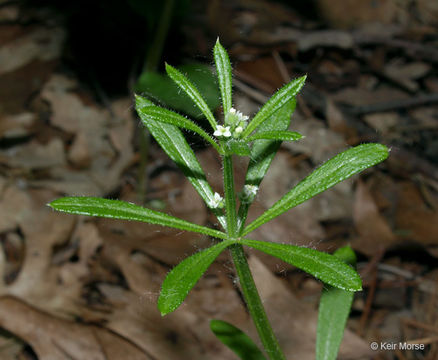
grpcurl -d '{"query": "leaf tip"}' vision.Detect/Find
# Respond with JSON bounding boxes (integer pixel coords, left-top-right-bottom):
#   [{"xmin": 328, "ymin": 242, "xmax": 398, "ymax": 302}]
[
  {"xmin": 134, "ymin": 94, "xmax": 153, "ymax": 110},
  {"xmin": 164, "ymin": 62, "xmax": 173, "ymax": 74},
  {"xmin": 157, "ymin": 298, "xmax": 170, "ymax": 316},
  {"xmin": 47, "ymin": 197, "xmax": 64, "ymax": 210}
]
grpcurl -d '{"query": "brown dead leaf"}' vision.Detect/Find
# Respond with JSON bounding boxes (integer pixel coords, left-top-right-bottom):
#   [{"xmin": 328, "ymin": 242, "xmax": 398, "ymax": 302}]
[
  {"xmin": 316, "ymin": 0, "xmax": 406, "ymax": 28},
  {"xmin": 68, "ymin": 132, "xmax": 91, "ymax": 167},
  {"xmin": 20, "ymin": 76, "xmax": 136, "ymax": 195},
  {"xmin": 0, "ymin": 296, "xmax": 151, "ymax": 360},
  {"xmin": 326, "ymin": 99, "xmax": 356, "ymax": 137},
  {"xmin": 235, "ymin": 57, "xmax": 286, "ymax": 93},
  {"xmin": 298, "ymin": 30, "xmax": 353, "ymax": 52},
  {"xmin": 395, "ymin": 181, "xmax": 438, "ymax": 247},
  {"xmin": 353, "ymin": 180, "xmax": 396, "ymax": 256},
  {"xmin": 363, "ymin": 112, "xmax": 400, "ymax": 135},
  {"xmin": 0, "ymin": 27, "xmax": 65, "ymax": 75},
  {"xmin": 332, "ymin": 86, "xmax": 409, "ymax": 107},
  {"xmin": 0, "ymin": 185, "xmax": 32, "ymax": 233},
  {"xmin": 0, "ymin": 112, "xmax": 35, "ymax": 139},
  {"xmin": 382, "ymin": 60, "xmax": 430, "ymax": 92},
  {"xmin": 0, "ymin": 138, "xmax": 65, "ymax": 169}
]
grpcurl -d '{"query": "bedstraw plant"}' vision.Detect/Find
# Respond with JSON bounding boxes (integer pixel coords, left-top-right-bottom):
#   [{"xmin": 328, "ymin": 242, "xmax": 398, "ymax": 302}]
[{"xmin": 49, "ymin": 39, "xmax": 389, "ymax": 360}]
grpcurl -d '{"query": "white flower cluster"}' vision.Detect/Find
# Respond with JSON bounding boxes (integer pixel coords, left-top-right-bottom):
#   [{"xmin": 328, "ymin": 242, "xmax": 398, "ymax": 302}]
[
  {"xmin": 208, "ymin": 192, "xmax": 224, "ymax": 209},
  {"xmin": 213, "ymin": 108, "xmax": 249, "ymax": 139}
]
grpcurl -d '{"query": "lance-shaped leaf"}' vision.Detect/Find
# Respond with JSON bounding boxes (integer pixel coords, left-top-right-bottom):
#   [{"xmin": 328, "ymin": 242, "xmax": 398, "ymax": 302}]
[
  {"xmin": 239, "ymin": 238, "xmax": 362, "ymax": 291},
  {"xmin": 242, "ymin": 143, "xmax": 389, "ymax": 236},
  {"xmin": 135, "ymin": 64, "xmax": 220, "ymax": 120},
  {"xmin": 241, "ymin": 75, "xmax": 306, "ymax": 138},
  {"xmin": 158, "ymin": 240, "xmax": 234, "ymax": 315},
  {"xmin": 138, "ymin": 105, "xmax": 221, "ymax": 153},
  {"xmin": 210, "ymin": 320, "xmax": 267, "ymax": 360},
  {"xmin": 165, "ymin": 63, "xmax": 217, "ymax": 130},
  {"xmin": 136, "ymin": 95, "xmax": 227, "ymax": 230},
  {"xmin": 316, "ymin": 246, "xmax": 356, "ymax": 360},
  {"xmin": 237, "ymin": 99, "xmax": 296, "ymax": 232},
  {"xmin": 49, "ymin": 197, "xmax": 227, "ymax": 240},
  {"xmin": 247, "ymin": 130, "xmax": 303, "ymax": 142},
  {"xmin": 214, "ymin": 39, "xmax": 233, "ymax": 114}
]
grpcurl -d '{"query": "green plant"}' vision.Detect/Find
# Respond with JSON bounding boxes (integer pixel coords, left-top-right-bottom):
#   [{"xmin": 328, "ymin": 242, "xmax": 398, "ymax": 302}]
[{"xmin": 48, "ymin": 39, "xmax": 388, "ymax": 359}]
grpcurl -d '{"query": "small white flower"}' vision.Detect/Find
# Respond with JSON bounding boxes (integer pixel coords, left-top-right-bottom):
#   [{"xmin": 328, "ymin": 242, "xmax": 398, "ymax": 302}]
[
  {"xmin": 213, "ymin": 125, "xmax": 232, "ymax": 138},
  {"xmin": 208, "ymin": 192, "xmax": 224, "ymax": 208},
  {"xmin": 239, "ymin": 184, "xmax": 259, "ymax": 203},
  {"xmin": 233, "ymin": 126, "xmax": 244, "ymax": 137},
  {"xmin": 239, "ymin": 184, "xmax": 259, "ymax": 204},
  {"xmin": 243, "ymin": 184, "xmax": 258, "ymax": 196}
]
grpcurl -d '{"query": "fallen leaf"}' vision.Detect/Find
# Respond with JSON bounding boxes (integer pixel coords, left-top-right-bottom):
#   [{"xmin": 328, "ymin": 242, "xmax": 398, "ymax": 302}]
[
  {"xmin": 0, "ymin": 185, "xmax": 32, "ymax": 233},
  {"xmin": 0, "ymin": 138, "xmax": 65, "ymax": 169},
  {"xmin": 0, "ymin": 112, "xmax": 35, "ymax": 139},
  {"xmin": 316, "ymin": 0, "xmax": 404, "ymax": 28},
  {"xmin": 363, "ymin": 112, "xmax": 400, "ymax": 135},
  {"xmin": 332, "ymin": 86, "xmax": 409, "ymax": 107},
  {"xmin": 0, "ymin": 297, "xmax": 151, "ymax": 360},
  {"xmin": 353, "ymin": 180, "xmax": 396, "ymax": 256},
  {"xmin": 0, "ymin": 27, "xmax": 65, "ymax": 75},
  {"xmin": 395, "ymin": 181, "xmax": 438, "ymax": 247},
  {"xmin": 298, "ymin": 30, "xmax": 353, "ymax": 52}
]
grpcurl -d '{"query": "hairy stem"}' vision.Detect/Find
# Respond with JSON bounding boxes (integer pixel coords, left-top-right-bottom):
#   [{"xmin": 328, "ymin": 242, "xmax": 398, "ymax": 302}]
[
  {"xmin": 229, "ymin": 244, "xmax": 286, "ymax": 360},
  {"xmin": 223, "ymin": 153, "xmax": 285, "ymax": 360},
  {"xmin": 223, "ymin": 155, "xmax": 238, "ymax": 237}
]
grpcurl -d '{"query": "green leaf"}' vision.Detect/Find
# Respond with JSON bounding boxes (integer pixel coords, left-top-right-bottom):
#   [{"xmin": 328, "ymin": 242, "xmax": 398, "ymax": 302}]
[
  {"xmin": 137, "ymin": 105, "xmax": 221, "ymax": 153},
  {"xmin": 225, "ymin": 139, "xmax": 251, "ymax": 156},
  {"xmin": 241, "ymin": 75, "xmax": 306, "ymax": 138},
  {"xmin": 247, "ymin": 131, "xmax": 303, "ymax": 142},
  {"xmin": 135, "ymin": 95, "xmax": 227, "ymax": 230},
  {"xmin": 165, "ymin": 63, "xmax": 218, "ymax": 130},
  {"xmin": 242, "ymin": 143, "xmax": 389, "ymax": 236},
  {"xmin": 237, "ymin": 99, "xmax": 296, "ymax": 232},
  {"xmin": 135, "ymin": 64, "xmax": 220, "ymax": 121},
  {"xmin": 316, "ymin": 246, "xmax": 357, "ymax": 360},
  {"xmin": 49, "ymin": 197, "xmax": 227, "ymax": 240},
  {"xmin": 158, "ymin": 240, "xmax": 234, "ymax": 315},
  {"xmin": 214, "ymin": 39, "xmax": 233, "ymax": 114},
  {"xmin": 239, "ymin": 238, "xmax": 362, "ymax": 291},
  {"xmin": 210, "ymin": 320, "xmax": 267, "ymax": 360}
]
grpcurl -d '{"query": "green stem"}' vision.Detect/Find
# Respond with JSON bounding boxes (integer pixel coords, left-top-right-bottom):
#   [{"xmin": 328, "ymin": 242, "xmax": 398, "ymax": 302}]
[
  {"xmin": 223, "ymin": 153, "xmax": 285, "ymax": 360},
  {"xmin": 223, "ymin": 155, "xmax": 238, "ymax": 237},
  {"xmin": 229, "ymin": 244, "xmax": 286, "ymax": 360}
]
